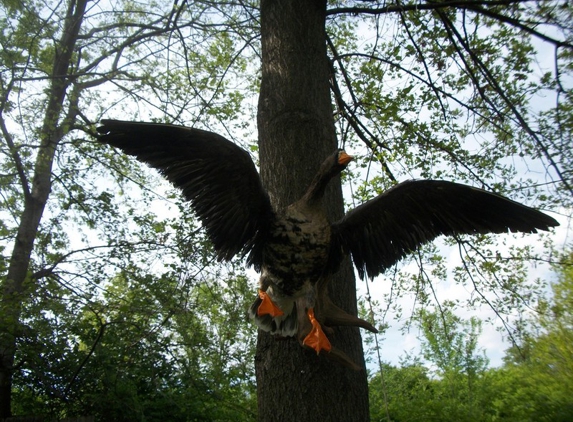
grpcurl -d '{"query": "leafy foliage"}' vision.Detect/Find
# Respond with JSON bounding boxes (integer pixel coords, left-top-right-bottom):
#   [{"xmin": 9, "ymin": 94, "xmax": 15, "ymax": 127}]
[
  {"xmin": 369, "ymin": 258, "xmax": 573, "ymax": 421},
  {"xmin": 1, "ymin": 0, "xmax": 260, "ymax": 419},
  {"xmin": 12, "ymin": 269, "xmax": 257, "ymax": 421}
]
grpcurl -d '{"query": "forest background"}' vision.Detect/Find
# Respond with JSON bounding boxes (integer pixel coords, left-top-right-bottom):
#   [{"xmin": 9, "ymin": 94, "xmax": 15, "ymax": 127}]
[{"xmin": 0, "ymin": 0, "xmax": 571, "ymax": 421}]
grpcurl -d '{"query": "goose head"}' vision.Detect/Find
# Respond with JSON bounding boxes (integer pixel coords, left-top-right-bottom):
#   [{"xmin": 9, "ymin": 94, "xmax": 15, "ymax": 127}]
[{"xmin": 300, "ymin": 149, "xmax": 353, "ymax": 206}]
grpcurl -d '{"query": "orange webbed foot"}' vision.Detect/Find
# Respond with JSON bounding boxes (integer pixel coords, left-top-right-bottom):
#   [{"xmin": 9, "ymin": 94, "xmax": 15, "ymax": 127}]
[
  {"xmin": 303, "ymin": 308, "xmax": 332, "ymax": 354},
  {"xmin": 257, "ymin": 290, "xmax": 284, "ymax": 317}
]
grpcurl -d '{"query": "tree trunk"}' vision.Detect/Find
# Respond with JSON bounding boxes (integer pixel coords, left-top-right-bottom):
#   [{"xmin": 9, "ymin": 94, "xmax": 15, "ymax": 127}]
[
  {"xmin": 0, "ymin": 0, "xmax": 87, "ymax": 417},
  {"xmin": 255, "ymin": 0, "xmax": 370, "ymax": 420}
]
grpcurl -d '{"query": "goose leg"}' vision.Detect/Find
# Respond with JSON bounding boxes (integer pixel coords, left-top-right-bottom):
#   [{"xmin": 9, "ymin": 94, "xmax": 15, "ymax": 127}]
[
  {"xmin": 256, "ymin": 290, "xmax": 284, "ymax": 317},
  {"xmin": 295, "ymin": 299, "xmax": 364, "ymax": 370},
  {"xmin": 302, "ymin": 308, "xmax": 332, "ymax": 354}
]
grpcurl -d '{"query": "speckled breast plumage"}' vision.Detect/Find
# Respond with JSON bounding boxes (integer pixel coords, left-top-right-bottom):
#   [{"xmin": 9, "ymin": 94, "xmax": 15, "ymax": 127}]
[{"xmin": 262, "ymin": 206, "xmax": 330, "ymax": 297}]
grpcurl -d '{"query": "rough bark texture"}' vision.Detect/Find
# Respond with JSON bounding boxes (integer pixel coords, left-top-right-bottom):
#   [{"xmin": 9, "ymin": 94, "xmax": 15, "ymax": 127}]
[
  {"xmin": 0, "ymin": 0, "xmax": 87, "ymax": 416},
  {"xmin": 255, "ymin": 0, "xmax": 370, "ymax": 420}
]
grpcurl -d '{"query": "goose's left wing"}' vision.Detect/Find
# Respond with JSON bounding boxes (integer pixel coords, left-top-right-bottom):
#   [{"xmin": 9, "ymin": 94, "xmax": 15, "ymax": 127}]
[{"xmin": 330, "ymin": 180, "xmax": 558, "ymax": 279}]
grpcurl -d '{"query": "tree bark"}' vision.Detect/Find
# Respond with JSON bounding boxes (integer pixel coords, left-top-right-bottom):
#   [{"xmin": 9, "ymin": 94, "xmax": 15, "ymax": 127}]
[
  {"xmin": 255, "ymin": 0, "xmax": 370, "ymax": 420},
  {"xmin": 0, "ymin": 0, "xmax": 87, "ymax": 416}
]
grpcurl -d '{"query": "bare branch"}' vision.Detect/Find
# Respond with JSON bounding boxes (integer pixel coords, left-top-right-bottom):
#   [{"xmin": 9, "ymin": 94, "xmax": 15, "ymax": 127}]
[
  {"xmin": 0, "ymin": 114, "xmax": 31, "ymax": 200},
  {"xmin": 327, "ymin": 36, "xmax": 398, "ymax": 181},
  {"xmin": 464, "ymin": 4, "xmax": 573, "ymax": 49},
  {"xmin": 437, "ymin": 9, "xmax": 573, "ymax": 196},
  {"xmin": 327, "ymin": 0, "xmax": 541, "ymax": 16}
]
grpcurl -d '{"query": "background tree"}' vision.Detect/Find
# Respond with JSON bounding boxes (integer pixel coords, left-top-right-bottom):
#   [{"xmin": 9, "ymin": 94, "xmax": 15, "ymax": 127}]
[
  {"xmin": 1, "ymin": 0, "xmax": 258, "ymax": 418},
  {"xmin": 489, "ymin": 253, "xmax": 573, "ymax": 421},
  {"xmin": 369, "ymin": 361, "xmax": 435, "ymax": 421},
  {"xmin": 0, "ymin": 0, "xmax": 571, "ymax": 420},
  {"xmin": 416, "ymin": 306, "xmax": 492, "ymax": 421},
  {"xmin": 1, "ymin": 0, "xmax": 90, "ymax": 414},
  {"xmin": 367, "ymin": 257, "xmax": 573, "ymax": 422}
]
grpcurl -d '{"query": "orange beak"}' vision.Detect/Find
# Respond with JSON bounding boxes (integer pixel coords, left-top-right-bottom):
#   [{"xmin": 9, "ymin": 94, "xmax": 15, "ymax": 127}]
[{"xmin": 338, "ymin": 151, "xmax": 353, "ymax": 166}]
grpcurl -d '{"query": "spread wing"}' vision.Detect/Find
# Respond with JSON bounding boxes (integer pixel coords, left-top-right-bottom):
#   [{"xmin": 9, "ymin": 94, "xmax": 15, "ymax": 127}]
[
  {"xmin": 97, "ymin": 119, "xmax": 273, "ymax": 268},
  {"xmin": 330, "ymin": 180, "xmax": 559, "ymax": 279}
]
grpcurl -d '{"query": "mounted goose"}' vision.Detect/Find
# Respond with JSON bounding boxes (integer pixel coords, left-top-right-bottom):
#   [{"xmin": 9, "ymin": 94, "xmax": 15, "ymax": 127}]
[{"xmin": 97, "ymin": 119, "xmax": 559, "ymax": 359}]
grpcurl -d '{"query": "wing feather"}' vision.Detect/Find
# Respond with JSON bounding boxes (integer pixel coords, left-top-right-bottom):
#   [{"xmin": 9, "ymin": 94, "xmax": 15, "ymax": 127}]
[
  {"xmin": 331, "ymin": 180, "xmax": 559, "ymax": 279},
  {"xmin": 97, "ymin": 119, "xmax": 273, "ymax": 268}
]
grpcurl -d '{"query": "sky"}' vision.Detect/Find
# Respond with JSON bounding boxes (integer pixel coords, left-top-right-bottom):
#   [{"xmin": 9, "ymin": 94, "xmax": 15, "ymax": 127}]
[{"xmin": 356, "ymin": 209, "xmax": 570, "ymax": 370}]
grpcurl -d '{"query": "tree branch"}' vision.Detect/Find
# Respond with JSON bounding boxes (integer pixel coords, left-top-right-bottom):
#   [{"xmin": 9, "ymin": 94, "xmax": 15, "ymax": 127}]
[
  {"xmin": 0, "ymin": 113, "xmax": 31, "ymax": 200},
  {"xmin": 464, "ymin": 4, "xmax": 573, "ymax": 49},
  {"xmin": 437, "ymin": 9, "xmax": 573, "ymax": 196},
  {"xmin": 64, "ymin": 317, "xmax": 106, "ymax": 394},
  {"xmin": 327, "ymin": 36, "xmax": 397, "ymax": 181},
  {"xmin": 397, "ymin": 9, "xmax": 448, "ymax": 120},
  {"xmin": 326, "ymin": 0, "xmax": 537, "ymax": 16}
]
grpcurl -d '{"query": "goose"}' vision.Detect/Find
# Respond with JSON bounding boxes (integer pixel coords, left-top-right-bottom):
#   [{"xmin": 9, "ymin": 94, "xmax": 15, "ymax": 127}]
[{"xmin": 97, "ymin": 119, "xmax": 559, "ymax": 362}]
